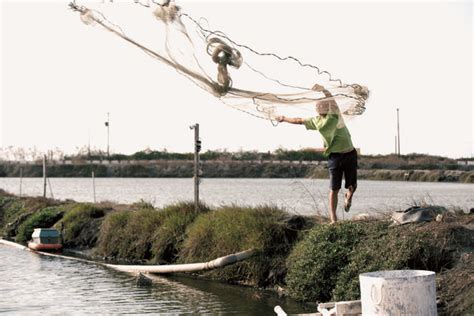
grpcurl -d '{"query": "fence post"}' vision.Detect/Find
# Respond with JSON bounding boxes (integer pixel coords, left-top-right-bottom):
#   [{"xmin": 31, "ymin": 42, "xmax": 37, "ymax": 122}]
[
  {"xmin": 19, "ymin": 167, "xmax": 23, "ymax": 197},
  {"xmin": 190, "ymin": 124, "xmax": 201, "ymax": 211},
  {"xmin": 92, "ymin": 171, "xmax": 96, "ymax": 203}
]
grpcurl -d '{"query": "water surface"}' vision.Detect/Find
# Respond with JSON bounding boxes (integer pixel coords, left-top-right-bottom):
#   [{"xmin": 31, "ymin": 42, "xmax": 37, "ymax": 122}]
[
  {"xmin": 0, "ymin": 245, "xmax": 310, "ymax": 315},
  {"xmin": 0, "ymin": 178, "xmax": 472, "ymax": 217}
]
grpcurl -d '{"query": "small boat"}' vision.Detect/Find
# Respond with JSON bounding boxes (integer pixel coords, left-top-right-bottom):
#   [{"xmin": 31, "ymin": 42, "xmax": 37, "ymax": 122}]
[{"xmin": 28, "ymin": 228, "xmax": 62, "ymax": 251}]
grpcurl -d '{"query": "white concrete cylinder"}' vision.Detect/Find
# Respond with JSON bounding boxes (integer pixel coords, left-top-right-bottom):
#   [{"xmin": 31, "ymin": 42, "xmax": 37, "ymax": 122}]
[{"xmin": 359, "ymin": 270, "xmax": 437, "ymax": 316}]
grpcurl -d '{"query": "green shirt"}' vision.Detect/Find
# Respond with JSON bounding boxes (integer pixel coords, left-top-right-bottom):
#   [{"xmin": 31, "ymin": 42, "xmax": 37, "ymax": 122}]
[{"xmin": 304, "ymin": 114, "xmax": 354, "ymax": 156}]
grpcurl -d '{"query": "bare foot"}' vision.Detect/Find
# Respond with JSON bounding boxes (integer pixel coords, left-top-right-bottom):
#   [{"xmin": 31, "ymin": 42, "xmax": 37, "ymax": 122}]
[{"xmin": 344, "ymin": 192, "xmax": 352, "ymax": 212}]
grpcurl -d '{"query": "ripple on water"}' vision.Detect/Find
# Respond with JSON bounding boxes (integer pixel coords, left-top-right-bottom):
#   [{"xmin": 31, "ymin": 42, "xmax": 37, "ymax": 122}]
[{"xmin": 1, "ymin": 245, "xmax": 294, "ymax": 315}]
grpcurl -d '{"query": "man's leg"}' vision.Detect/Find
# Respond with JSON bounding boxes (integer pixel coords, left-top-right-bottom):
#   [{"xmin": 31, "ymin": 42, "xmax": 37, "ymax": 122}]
[
  {"xmin": 329, "ymin": 189, "xmax": 339, "ymax": 223},
  {"xmin": 344, "ymin": 185, "xmax": 356, "ymax": 212},
  {"xmin": 343, "ymin": 150, "xmax": 358, "ymax": 212},
  {"xmin": 328, "ymin": 153, "xmax": 343, "ymax": 223}
]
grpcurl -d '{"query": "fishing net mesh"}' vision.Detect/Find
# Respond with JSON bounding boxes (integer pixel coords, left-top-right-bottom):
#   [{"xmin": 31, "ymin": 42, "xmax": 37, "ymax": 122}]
[{"xmin": 70, "ymin": 1, "xmax": 369, "ymax": 127}]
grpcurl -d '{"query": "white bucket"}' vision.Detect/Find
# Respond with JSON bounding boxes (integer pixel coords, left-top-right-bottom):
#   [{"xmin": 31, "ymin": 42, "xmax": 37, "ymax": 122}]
[{"xmin": 359, "ymin": 270, "xmax": 437, "ymax": 316}]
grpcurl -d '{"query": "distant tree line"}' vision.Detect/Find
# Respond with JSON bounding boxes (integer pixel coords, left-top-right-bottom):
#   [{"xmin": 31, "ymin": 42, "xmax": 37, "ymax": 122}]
[
  {"xmin": 1, "ymin": 146, "xmax": 473, "ymax": 172},
  {"xmin": 64, "ymin": 148, "xmax": 326, "ymax": 162}
]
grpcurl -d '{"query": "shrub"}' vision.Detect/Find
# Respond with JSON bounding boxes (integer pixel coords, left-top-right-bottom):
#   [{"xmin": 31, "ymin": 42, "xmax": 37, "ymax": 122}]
[
  {"xmin": 16, "ymin": 206, "xmax": 65, "ymax": 243},
  {"xmin": 286, "ymin": 219, "xmax": 459, "ymax": 303},
  {"xmin": 179, "ymin": 205, "xmax": 307, "ymax": 286},
  {"xmin": 55, "ymin": 203, "xmax": 106, "ymax": 248},
  {"xmin": 96, "ymin": 209, "xmax": 160, "ymax": 262},
  {"xmin": 151, "ymin": 202, "xmax": 209, "ymax": 263},
  {"xmin": 332, "ymin": 221, "xmax": 456, "ymax": 301},
  {"xmin": 96, "ymin": 202, "xmax": 209, "ymax": 263},
  {"xmin": 0, "ymin": 194, "xmax": 19, "ymax": 227},
  {"xmin": 1, "ymin": 197, "xmax": 57, "ymax": 238},
  {"xmin": 285, "ymin": 222, "xmax": 365, "ymax": 302}
]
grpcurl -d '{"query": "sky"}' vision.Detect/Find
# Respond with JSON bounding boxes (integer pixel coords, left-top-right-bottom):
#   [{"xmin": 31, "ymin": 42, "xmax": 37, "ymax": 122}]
[{"xmin": 1, "ymin": 0, "xmax": 472, "ymax": 158}]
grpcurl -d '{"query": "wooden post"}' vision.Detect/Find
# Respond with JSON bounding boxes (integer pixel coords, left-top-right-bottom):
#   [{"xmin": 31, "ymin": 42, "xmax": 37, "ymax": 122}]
[
  {"xmin": 43, "ymin": 155, "xmax": 47, "ymax": 198},
  {"xmin": 190, "ymin": 124, "xmax": 201, "ymax": 211},
  {"xmin": 92, "ymin": 171, "xmax": 96, "ymax": 203},
  {"xmin": 47, "ymin": 178, "xmax": 54, "ymax": 199}
]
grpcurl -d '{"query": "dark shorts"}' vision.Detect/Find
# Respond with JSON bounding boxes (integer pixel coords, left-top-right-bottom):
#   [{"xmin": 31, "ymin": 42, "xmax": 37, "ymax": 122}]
[{"xmin": 328, "ymin": 149, "xmax": 358, "ymax": 191}]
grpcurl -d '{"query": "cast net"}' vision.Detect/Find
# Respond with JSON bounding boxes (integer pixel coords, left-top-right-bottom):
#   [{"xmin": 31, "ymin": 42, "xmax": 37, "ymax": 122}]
[{"xmin": 69, "ymin": 1, "xmax": 369, "ymax": 127}]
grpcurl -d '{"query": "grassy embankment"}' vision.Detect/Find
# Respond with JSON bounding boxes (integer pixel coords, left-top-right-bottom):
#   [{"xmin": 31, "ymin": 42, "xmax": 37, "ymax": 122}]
[{"xmin": 0, "ymin": 190, "xmax": 472, "ymax": 314}]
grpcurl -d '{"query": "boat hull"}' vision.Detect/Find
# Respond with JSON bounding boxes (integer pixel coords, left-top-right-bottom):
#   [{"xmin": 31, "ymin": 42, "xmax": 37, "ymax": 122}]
[{"xmin": 28, "ymin": 242, "xmax": 62, "ymax": 251}]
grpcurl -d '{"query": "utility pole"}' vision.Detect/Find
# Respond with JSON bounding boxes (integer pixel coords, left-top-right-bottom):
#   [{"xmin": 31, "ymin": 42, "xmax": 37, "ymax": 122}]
[
  {"xmin": 105, "ymin": 112, "xmax": 110, "ymax": 158},
  {"xmin": 396, "ymin": 108, "xmax": 401, "ymax": 156},
  {"xmin": 190, "ymin": 123, "xmax": 201, "ymax": 211},
  {"xmin": 395, "ymin": 136, "xmax": 398, "ymax": 155}
]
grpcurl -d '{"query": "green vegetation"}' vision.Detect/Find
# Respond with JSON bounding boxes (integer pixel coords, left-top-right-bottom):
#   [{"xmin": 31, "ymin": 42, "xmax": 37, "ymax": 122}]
[
  {"xmin": 63, "ymin": 148, "xmax": 325, "ymax": 162},
  {"xmin": 284, "ymin": 218, "xmax": 472, "ymax": 311},
  {"xmin": 0, "ymin": 190, "xmax": 471, "ymax": 314},
  {"xmin": 0, "ymin": 194, "xmax": 58, "ymax": 238},
  {"xmin": 16, "ymin": 206, "xmax": 65, "ymax": 243},
  {"xmin": 151, "ymin": 202, "xmax": 209, "ymax": 263},
  {"xmin": 55, "ymin": 203, "xmax": 107, "ymax": 248},
  {"xmin": 96, "ymin": 209, "xmax": 158, "ymax": 262},
  {"xmin": 95, "ymin": 202, "xmax": 209, "ymax": 263},
  {"xmin": 331, "ymin": 221, "xmax": 451, "ymax": 301},
  {"xmin": 286, "ymin": 222, "xmax": 365, "ymax": 302},
  {"xmin": 179, "ymin": 205, "xmax": 312, "ymax": 286},
  {"xmin": 61, "ymin": 149, "xmax": 472, "ymax": 170}
]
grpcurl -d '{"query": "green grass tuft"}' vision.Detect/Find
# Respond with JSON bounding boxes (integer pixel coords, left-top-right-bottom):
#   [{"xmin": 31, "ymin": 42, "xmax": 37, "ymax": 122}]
[
  {"xmin": 151, "ymin": 202, "xmax": 209, "ymax": 263},
  {"xmin": 16, "ymin": 206, "xmax": 65, "ymax": 243},
  {"xmin": 0, "ymin": 196, "xmax": 55, "ymax": 238},
  {"xmin": 179, "ymin": 205, "xmax": 308, "ymax": 286},
  {"xmin": 95, "ymin": 202, "xmax": 209, "ymax": 263},
  {"xmin": 55, "ymin": 203, "xmax": 106, "ymax": 248}
]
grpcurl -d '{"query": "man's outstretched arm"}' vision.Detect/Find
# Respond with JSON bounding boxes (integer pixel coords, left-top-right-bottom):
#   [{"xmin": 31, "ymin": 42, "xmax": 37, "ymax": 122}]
[
  {"xmin": 313, "ymin": 84, "xmax": 340, "ymax": 113},
  {"xmin": 276, "ymin": 116, "xmax": 304, "ymax": 125},
  {"xmin": 312, "ymin": 84, "xmax": 333, "ymax": 98}
]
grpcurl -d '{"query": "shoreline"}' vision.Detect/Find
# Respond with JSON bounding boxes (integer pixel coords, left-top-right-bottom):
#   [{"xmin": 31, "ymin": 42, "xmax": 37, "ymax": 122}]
[{"xmin": 1, "ymin": 161, "xmax": 473, "ymax": 183}]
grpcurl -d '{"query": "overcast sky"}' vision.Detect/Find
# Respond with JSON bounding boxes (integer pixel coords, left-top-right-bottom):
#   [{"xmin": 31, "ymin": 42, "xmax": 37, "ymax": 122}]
[{"xmin": 1, "ymin": 0, "xmax": 472, "ymax": 158}]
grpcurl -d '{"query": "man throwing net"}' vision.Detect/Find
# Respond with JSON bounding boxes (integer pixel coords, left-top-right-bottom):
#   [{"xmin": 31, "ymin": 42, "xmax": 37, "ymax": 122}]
[{"xmin": 277, "ymin": 84, "xmax": 357, "ymax": 224}]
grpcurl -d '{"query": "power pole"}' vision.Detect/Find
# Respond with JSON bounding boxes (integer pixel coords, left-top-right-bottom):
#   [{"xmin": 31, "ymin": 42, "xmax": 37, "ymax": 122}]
[
  {"xmin": 395, "ymin": 136, "xmax": 398, "ymax": 155},
  {"xmin": 190, "ymin": 124, "xmax": 201, "ymax": 211},
  {"xmin": 105, "ymin": 112, "xmax": 110, "ymax": 158},
  {"xmin": 397, "ymin": 108, "xmax": 401, "ymax": 156}
]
